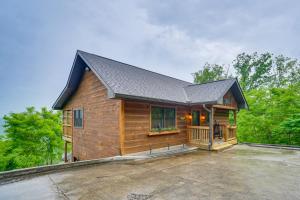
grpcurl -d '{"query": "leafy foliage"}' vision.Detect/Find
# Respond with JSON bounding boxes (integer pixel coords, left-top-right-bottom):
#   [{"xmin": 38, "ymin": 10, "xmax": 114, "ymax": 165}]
[
  {"xmin": 193, "ymin": 63, "xmax": 229, "ymax": 84},
  {"xmin": 233, "ymin": 52, "xmax": 300, "ymax": 91},
  {"xmin": 0, "ymin": 107, "xmax": 63, "ymax": 171},
  {"xmin": 237, "ymin": 84, "xmax": 300, "ymax": 145}
]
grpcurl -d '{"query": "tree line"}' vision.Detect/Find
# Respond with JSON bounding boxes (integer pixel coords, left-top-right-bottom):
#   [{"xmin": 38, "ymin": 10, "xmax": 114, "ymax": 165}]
[
  {"xmin": 0, "ymin": 107, "xmax": 63, "ymax": 171},
  {"xmin": 193, "ymin": 52, "xmax": 300, "ymax": 145}
]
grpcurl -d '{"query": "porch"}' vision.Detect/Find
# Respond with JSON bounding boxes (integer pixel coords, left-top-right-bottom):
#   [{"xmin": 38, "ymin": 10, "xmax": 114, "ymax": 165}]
[{"xmin": 187, "ymin": 105, "xmax": 238, "ymax": 150}]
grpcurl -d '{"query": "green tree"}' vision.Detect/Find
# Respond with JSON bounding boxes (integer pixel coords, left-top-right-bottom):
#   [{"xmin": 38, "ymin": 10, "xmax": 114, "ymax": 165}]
[
  {"xmin": 0, "ymin": 107, "xmax": 63, "ymax": 171},
  {"xmin": 193, "ymin": 63, "xmax": 228, "ymax": 84},
  {"xmin": 233, "ymin": 52, "xmax": 300, "ymax": 91},
  {"xmin": 276, "ymin": 114, "xmax": 300, "ymax": 145},
  {"xmin": 273, "ymin": 55, "xmax": 300, "ymax": 87},
  {"xmin": 237, "ymin": 83, "xmax": 300, "ymax": 145},
  {"xmin": 233, "ymin": 52, "xmax": 273, "ymax": 91}
]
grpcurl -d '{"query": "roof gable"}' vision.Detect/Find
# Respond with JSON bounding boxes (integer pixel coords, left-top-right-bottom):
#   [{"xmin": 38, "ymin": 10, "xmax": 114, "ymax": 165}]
[{"xmin": 53, "ymin": 50, "xmax": 248, "ymax": 109}]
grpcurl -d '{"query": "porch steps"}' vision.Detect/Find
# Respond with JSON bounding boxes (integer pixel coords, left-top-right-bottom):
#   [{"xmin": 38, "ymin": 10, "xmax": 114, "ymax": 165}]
[{"xmin": 212, "ymin": 143, "xmax": 234, "ymax": 151}]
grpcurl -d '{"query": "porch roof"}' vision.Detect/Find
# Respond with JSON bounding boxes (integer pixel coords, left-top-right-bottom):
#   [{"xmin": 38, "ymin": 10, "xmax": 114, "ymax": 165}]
[{"xmin": 53, "ymin": 50, "xmax": 248, "ymax": 109}]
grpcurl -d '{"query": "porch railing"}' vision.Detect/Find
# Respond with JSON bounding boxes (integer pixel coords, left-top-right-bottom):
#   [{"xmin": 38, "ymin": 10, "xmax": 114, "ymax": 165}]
[
  {"xmin": 187, "ymin": 126, "xmax": 210, "ymax": 146},
  {"xmin": 63, "ymin": 125, "xmax": 72, "ymax": 138},
  {"xmin": 225, "ymin": 125, "xmax": 237, "ymax": 141}
]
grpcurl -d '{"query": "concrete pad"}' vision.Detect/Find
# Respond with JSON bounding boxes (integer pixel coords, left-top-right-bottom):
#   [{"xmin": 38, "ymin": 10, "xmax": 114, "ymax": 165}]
[{"xmin": 0, "ymin": 144, "xmax": 299, "ymax": 200}]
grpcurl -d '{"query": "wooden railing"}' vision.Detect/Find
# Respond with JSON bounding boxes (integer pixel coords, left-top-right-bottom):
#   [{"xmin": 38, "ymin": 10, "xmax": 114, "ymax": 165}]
[
  {"xmin": 62, "ymin": 110, "xmax": 72, "ymax": 141},
  {"xmin": 187, "ymin": 126, "xmax": 210, "ymax": 145},
  {"xmin": 63, "ymin": 125, "xmax": 72, "ymax": 138},
  {"xmin": 225, "ymin": 125, "xmax": 237, "ymax": 141}
]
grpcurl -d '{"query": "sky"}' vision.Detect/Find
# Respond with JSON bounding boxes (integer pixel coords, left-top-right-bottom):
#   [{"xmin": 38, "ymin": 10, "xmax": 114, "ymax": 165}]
[{"xmin": 0, "ymin": 0, "xmax": 300, "ymax": 116}]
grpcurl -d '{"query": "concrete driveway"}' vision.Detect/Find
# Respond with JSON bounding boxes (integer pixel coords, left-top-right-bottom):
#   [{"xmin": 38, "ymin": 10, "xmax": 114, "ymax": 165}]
[{"xmin": 0, "ymin": 145, "xmax": 300, "ymax": 200}]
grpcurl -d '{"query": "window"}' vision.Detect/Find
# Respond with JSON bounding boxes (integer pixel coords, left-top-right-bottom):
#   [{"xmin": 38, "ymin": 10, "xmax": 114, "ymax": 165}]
[
  {"xmin": 73, "ymin": 109, "xmax": 83, "ymax": 128},
  {"xmin": 151, "ymin": 106, "xmax": 176, "ymax": 131},
  {"xmin": 224, "ymin": 98, "xmax": 231, "ymax": 105}
]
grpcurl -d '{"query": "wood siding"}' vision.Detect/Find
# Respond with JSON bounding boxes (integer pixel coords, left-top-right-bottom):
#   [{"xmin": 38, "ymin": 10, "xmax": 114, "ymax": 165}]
[
  {"xmin": 123, "ymin": 100, "xmax": 190, "ymax": 154},
  {"xmin": 63, "ymin": 70, "xmax": 121, "ymax": 160},
  {"xmin": 223, "ymin": 90, "xmax": 238, "ymax": 108},
  {"xmin": 214, "ymin": 109, "xmax": 230, "ymax": 125}
]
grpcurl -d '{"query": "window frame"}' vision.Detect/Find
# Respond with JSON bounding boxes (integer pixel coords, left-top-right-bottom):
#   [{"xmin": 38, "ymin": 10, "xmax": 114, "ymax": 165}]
[
  {"xmin": 150, "ymin": 105, "xmax": 177, "ymax": 132},
  {"xmin": 73, "ymin": 108, "xmax": 84, "ymax": 129}
]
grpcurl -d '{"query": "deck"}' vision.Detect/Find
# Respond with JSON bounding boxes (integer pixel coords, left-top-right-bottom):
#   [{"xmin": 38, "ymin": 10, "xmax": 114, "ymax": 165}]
[{"xmin": 187, "ymin": 125, "xmax": 237, "ymax": 150}]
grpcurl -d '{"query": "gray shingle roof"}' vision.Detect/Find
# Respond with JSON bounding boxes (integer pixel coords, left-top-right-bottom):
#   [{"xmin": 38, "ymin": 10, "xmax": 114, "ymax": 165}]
[
  {"xmin": 53, "ymin": 50, "xmax": 248, "ymax": 109},
  {"xmin": 184, "ymin": 79, "xmax": 236, "ymax": 104},
  {"xmin": 78, "ymin": 50, "xmax": 190, "ymax": 104}
]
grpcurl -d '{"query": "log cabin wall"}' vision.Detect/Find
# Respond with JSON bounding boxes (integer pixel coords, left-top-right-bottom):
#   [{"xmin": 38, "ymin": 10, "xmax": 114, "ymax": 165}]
[
  {"xmin": 63, "ymin": 70, "xmax": 121, "ymax": 160},
  {"xmin": 123, "ymin": 100, "xmax": 190, "ymax": 154},
  {"xmin": 214, "ymin": 110, "xmax": 230, "ymax": 125}
]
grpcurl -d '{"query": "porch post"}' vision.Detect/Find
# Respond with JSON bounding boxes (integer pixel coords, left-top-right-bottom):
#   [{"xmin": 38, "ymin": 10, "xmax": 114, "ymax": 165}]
[
  {"xmin": 64, "ymin": 141, "xmax": 68, "ymax": 163},
  {"xmin": 210, "ymin": 107, "xmax": 214, "ymax": 149}
]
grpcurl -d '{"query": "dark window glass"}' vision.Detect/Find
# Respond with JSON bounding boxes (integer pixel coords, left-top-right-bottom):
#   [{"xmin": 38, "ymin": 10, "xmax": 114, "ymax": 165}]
[
  {"xmin": 224, "ymin": 97, "xmax": 232, "ymax": 105},
  {"xmin": 74, "ymin": 109, "xmax": 83, "ymax": 128},
  {"xmin": 192, "ymin": 111, "xmax": 200, "ymax": 126},
  {"xmin": 151, "ymin": 106, "xmax": 175, "ymax": 130}
]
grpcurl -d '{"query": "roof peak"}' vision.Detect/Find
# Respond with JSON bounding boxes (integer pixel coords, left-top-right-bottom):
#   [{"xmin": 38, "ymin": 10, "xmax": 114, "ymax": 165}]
[{"xmin": 77, "ymin": 50, "xmax": 192, "ymax": 85}]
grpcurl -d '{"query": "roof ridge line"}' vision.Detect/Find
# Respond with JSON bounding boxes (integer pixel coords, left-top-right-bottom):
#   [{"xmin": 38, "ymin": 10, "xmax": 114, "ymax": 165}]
[
  {"xmin": 185, "ymin": 78, "xmax": 236, "ymax": 87},
  {"xmin": 77, "ymin": 50, "xmax": 192, "ymax": 85}
]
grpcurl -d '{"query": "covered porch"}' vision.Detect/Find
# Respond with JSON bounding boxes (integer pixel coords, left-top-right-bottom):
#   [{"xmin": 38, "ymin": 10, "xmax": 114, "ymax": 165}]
[{"xmin": 187, "ymin": 105, "xmax": 238, "ymax": 151}]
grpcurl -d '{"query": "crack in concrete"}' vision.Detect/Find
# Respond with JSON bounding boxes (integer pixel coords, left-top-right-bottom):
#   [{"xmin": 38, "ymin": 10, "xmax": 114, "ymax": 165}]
[{"xmin": 48, "ymin": 175, "xmax": 70, "ymax": 200}]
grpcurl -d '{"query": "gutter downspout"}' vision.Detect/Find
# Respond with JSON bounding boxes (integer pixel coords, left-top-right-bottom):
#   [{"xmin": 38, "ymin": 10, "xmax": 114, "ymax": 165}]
[{"xmin": 203, "ymin": 104, "xmax": 213, "ymax": 151}]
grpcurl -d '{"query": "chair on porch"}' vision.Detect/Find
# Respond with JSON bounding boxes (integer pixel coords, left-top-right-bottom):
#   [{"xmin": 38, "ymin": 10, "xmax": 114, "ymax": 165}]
[{"xmin": 213, "ymin": 121, "xmax": 223, "ymax": 139}]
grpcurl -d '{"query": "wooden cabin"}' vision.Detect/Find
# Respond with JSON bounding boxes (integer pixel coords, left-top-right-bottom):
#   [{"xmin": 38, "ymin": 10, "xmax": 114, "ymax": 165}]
[{"xmin": 53, "ymin": 50, "xmax": 248, "ymax": 162}]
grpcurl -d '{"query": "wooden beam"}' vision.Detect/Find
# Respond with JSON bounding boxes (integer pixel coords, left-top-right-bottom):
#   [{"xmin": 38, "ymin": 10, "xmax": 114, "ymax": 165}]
[
  {"xmin": 71, "ymin": 109, "xmax": 74, "ymax": 162},
  {"xmin": 119, "ymin": 100, "xmax": 125, "ymax": 155},
  {"xmin": 64, "ymin": 141, "xmax": 68, "ymax": 163},
  {"xmin": 210, "ymin": 107, "xmax": 214, "ymax": 148},
  {"xmin": 212, "ymin": 105, "xmax": 237, "ymax": 110}
]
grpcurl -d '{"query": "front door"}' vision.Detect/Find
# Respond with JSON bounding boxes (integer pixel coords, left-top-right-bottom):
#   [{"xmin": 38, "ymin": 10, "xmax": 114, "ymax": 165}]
[{"xmin": 192, "ymin": 111, "xmax": 200, "ymax": 126}]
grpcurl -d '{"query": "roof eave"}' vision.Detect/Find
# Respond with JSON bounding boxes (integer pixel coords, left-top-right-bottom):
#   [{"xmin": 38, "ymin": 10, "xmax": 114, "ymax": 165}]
[
  {"xmin": 113, "ymin": 93, "xmax": 188, "ymax": 105},
  {"xmin": 52, "ymin": 52, "xmax": 81, "ymax": 110},
  {"xmin": 188, "ymin": 100, "xmax": 218, "ymax": 106},
  {"xmin": 52, "ymin": 50, "xmax": 116, "ymax": 110}
]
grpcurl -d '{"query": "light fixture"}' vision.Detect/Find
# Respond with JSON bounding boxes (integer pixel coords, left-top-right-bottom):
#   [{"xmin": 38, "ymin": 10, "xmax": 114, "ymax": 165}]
[{"xmin": 200, "ymin": 114, "xmax": 206, "ymax": 120}]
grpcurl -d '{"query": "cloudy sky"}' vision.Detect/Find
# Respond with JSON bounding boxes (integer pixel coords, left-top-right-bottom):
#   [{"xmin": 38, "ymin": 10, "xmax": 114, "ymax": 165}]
[{"xmin": 0, "ymin": 0, "xmax": 299, "ymax": 116}]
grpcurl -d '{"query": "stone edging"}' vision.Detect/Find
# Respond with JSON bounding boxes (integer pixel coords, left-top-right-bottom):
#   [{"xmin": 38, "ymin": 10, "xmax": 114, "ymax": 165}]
[
  {"xmin": 0, "ymin": 156, "xmax": 135, "ymax": 182},
  {"xmin": 241, "ymin": 142, "xmax": 300, "ymax": 150},
  {"xmin": 0, "ymin": 147, "xmax": 198, "ymax": 183}
]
